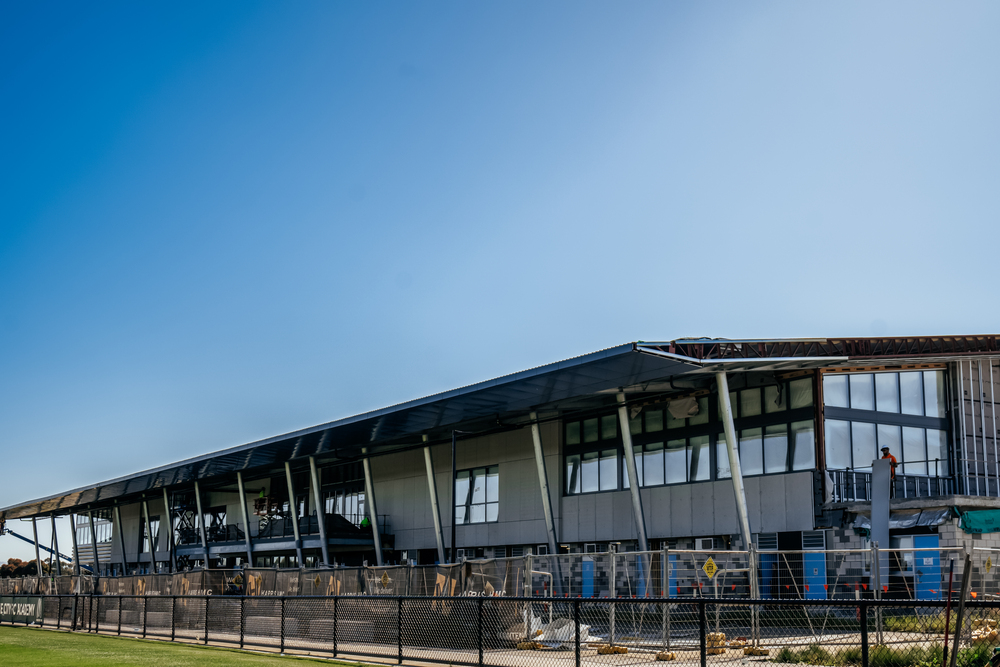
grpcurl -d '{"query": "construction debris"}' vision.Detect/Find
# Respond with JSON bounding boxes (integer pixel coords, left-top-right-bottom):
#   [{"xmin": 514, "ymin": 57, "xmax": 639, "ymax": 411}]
[{"xmin": 656, "ymin": 651, "xmax": 677, "ymax": 661}]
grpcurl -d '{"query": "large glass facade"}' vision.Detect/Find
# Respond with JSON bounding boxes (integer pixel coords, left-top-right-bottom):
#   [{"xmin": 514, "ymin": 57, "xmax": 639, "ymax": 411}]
[
  {"xmin": 823, "ymin": 370, "xmax": 949, "ymax": 476},
  {"xmin": 564, "ymin": 376, "xmax": 817, "ymax": 495}
]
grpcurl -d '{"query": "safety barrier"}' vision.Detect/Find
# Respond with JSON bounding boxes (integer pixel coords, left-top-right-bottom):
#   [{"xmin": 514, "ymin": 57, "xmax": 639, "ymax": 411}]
[{"xmin": 4, "ymin": 593, "xmax": 1000, "ymax": 667}]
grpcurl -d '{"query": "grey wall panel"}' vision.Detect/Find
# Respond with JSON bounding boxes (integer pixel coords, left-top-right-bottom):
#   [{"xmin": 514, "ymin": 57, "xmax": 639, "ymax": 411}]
[
  {"xmin": 670, "ymin": 485, "xmax": 693, "ymax": 537},
  {"xmin": 758, "ymin": 475, "xmax": 786, "ymax": 533},
  {"xmin": 561, "ymin": 496, "xmax": 580, "ymax": 542},
  {"xmin": 594, "ymin": 496, "xmax": 614, "ymax": 541},
  {"xmin": 689, "ymin": 483, "xmax": 715, "ymax": 536},
  {"xmin": 644, "ymin": 486, "xmax": 670, "ymax": 538},
  {"xmin": 781, "ymin": 472, "xmax": 816, "ymax": 532},
  {"xmin": 711, "ymin": 481, "xmax": 738, "ymax": 537},
  {"xmin": 575, "ymin": 493, "xmax": 597, "ymax": 542},
  {"xmin": 743, "ymin": 477, "xmax": 763, "ymax": 534}
]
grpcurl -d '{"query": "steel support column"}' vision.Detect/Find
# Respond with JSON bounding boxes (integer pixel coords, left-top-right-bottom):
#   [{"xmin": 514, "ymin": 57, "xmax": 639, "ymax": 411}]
[
  {"xmin": 617, "ymin": 393, "xmax": 649, "ymax": 552},
  {"xmin": 529, "ymin": 412, "xmax": 560, "ymax": 559},
  {"xmin": 422, "ymin": 435, "xmax": 446, "ymax": 564},
  {"xmin": 142, "ymin": 499, "xmax": 155, "ymax": 573},
  {"xmin": 308, "ymin": 456, "xmax": 330, "ymax": 566},
  {"xmin": 113, "ymin": 504, "xmax": 128, "ymax": 575},
  {"xmin": 162, "ymin": 488, "xmax": 177, "ymax": 572},
  {"xmin": 450, "ymin": 431, "xmax": 457, "ymax": 564},
  {"xmin": 236, "ymin": 472, "xmax": 254, "ymax": 567},
  {"xmin": 716, "ymin": 372, "xmax": 754, "ymax": 556},
  {"xmin": 87, "ymin": 511, "xmax": 100, "ymax": 576},
  {"xmin": 284, "ymin": 461, "xmax": 305, "ymax": 567},
  {"xmin": 362, "ymin": 447, "xmax": 383, "ymax": 566},
  {"xmin": 69, "ymin": 513, "xmax": 81, "ymax": 576},
  {"xmin": 31, "ymin": 518, "xmax": 43, "ymax": 574},
  {"xmin": 50, "ymin": 515, "xmax": 63, "ymax": 576},
  {"xmin": 193, "ymin": 481, "xmax": 209, "ymax": 564}
]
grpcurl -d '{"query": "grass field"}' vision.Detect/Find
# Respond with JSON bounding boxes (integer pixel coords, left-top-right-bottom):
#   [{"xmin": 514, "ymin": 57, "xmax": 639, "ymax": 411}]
[{"xmin": 0, "ymin": 626, "xmax": 358, "ymax": 666}]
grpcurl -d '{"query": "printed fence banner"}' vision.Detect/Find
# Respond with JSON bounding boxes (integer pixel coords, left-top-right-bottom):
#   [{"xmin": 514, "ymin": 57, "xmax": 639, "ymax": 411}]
[{"xmin": 0, "ymin": 596, "xmax": 42, "ymax": 624}]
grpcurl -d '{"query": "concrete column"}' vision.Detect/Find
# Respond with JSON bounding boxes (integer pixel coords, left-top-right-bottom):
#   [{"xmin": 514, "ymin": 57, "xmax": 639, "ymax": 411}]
[
  {"xmin": 193, "ymin": 481, "xmax": 209, "ymax": 563},
  {"xmin": 362, "ymin": 448, "xmax": 384, "ymax": 566},
  {"xmin": 618, "ymin": 393, "xmax": 649, "ymax": 552},
  {"xmin": 236, "ymin": 472, "xmax": 254, "ymax": 567},
  {"xmin": 716, "ymin": 372, "xmax": 753, "ymax": 554},
  {"xmin": 284, "ymin": 461, "xmax": 305, "ymax": 567},
  {"xmin": 308, "ymin": 456, "xmax": 330, "ymax": 566},
  {"xmin": 163, "ymin": 488, "xmax": 177, "ymax": 572},
  {"xmin": 422, "ymin": 436, "xmax": 446, "ymax": 564}
]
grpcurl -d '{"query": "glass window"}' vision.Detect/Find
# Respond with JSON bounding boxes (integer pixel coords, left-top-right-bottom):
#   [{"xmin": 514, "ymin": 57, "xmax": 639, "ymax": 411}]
[
  {"xmin": 599, "ymin": 449, "xmax": 618, "ymax": 491},
  {"xmin": 646, "ymin": 410, "xmax": 664, "ymax": 432},
  {"xmin": 852, "ymin": 422, "xmax": 877, "ymax": 471},
  {"xmin": 566, "ymin": 422, "xmax": 580, "ymax": 445},
  {"xmin": 899, "ymin": 372, "xmax": 923, "ymax": 415},
  {"xmin": 849, "ymin": 374, "xmax": 874, "ymax": 411},
  {"xmin": 689, "ymin": 397, "xmax": 710, "ymax": 425},
  {"xmin": 875, "ymin": 374, "xmax": 899, "ymax": 413},
  {"xmin": 665, "ymin": 439, "xmax": 687, "ymax": 483},
  {"xmin": 764, "ymin": 424, "xmax": 788, "ymax": 473},
  {"xmin": 764, "ymin": 385, "xmax": 786, "ymax": 413},
  {"xmin": 790, "ymin": 420, "xmax": 815, "ymax": 470},
  {"xmin": 826, "ymin": 417, "xmax": 852, "ymax": 470},
  {"xmin": 690, "ymin": 436, "xmax": 710, "ymax": 481},
  {"xmin": 581, "ymin": 452, "xmax": 599, "ymax": 493},
  {"xmin": 456, "ymin": 466, "xmax": 498, "ymax": 523},
  {"xmin": 924, "ymin": 371, "xmax": 946, "ymax": 418},
  {"xmin": 877, "ymin": 424, "xmax": 901, "ymax": 466},
  {"xmin": 902, "ymin": 427, "xmax": 926, "ymax": 475},
  {"xmin": 629, "ymin": 415, "xmax": 642, "ymax": 436},
  {"xmin": 740, "ymin": 428, "xmax": 763, "ymax": 476},
  {"xmin": 824, "ymin": 375, "xmax": 849, "ymax": 408},
  {"xmin": 789, "ymin": 378, "xmax": 813, "ymax": 409},
  {"xmin": 717, "ymin": 434, "xmax": 732, "ymax": 479},
  {"xmin": 741, "ymin": 389, "xmax": 762, "ymax": 417},
  {"xmin": 927, "ymin": 429, "xmax": 949, "ymax": 476},
  {"xmin": 666, "ymin": 410, "xmax": 685, "ymax": 430},
  {"xmin": 566, "ymin": 455, "xmax": 581, "ymax": 494},
  {"xmin": 644, "ymin": 443, "xmax": 665, "ymax": 486},
  {"xmin": 601, "ymin": 415, "xmax": 617, "ymax": 440},
  {"xmin": 583, "ymin": 419, "xmax": 599, "ymax": 443},
  {"xmin": 624, "ymin": 446, "xmax": 640, "ymax": 489}
]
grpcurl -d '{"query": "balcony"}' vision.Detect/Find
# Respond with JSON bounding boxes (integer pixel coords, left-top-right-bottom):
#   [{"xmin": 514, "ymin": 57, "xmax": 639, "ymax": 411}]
[{"xmin": 828, "ymin": 468, "xmax": 955, "ymax": 503}]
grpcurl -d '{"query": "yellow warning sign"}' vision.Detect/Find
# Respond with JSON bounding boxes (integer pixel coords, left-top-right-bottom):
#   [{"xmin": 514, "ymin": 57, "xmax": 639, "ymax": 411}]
[
  {"xmin": 987, "ymin": 557, "xmax": 993, "ymax": 574},
  {"xmin": 702, "ymin": 557, "xmax": 718, "ymax": 579},
  {"xmin": 381, "ymin": 571, "xmax": 390, "ymax": 587}
]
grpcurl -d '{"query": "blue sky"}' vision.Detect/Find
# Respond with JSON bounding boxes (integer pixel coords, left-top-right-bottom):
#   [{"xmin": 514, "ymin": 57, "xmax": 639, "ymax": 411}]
[{"xmin": 2, "ymin": 2, "xmax": 999, "ymax": 559}]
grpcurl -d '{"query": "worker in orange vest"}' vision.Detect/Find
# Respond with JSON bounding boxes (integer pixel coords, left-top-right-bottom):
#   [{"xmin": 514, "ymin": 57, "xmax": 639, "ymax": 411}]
[{"xmin": 881, "ymin": 446, "xmax": 898, "ymax": 497}]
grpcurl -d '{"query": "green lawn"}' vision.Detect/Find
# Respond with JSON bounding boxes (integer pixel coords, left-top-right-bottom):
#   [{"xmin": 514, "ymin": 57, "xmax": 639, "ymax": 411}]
[{"xmin": 0, "ymin": 626, "xmax": 358, "ymax": 666}]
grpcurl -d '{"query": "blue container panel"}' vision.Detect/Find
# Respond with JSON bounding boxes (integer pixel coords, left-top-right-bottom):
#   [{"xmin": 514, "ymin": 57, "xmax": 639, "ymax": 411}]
[
  {"xmin": 804, "ymin": 552, "xmax": 827, "ymax": 599},
  {"xmin": 914, "ymin": 535, "xmax": 941, "ymax": 601}
]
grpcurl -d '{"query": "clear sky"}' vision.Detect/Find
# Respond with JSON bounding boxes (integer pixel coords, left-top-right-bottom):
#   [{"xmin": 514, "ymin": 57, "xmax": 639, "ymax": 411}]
[{"xmin": 2, "ymin": 2, "xmax": 999, "ymax": 560}]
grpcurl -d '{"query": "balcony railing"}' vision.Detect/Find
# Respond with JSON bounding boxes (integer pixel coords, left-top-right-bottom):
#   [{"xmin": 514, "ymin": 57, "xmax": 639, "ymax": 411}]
[{"xmin": 828, "ymin": 468, "xmax": 955, "ymax": 503}]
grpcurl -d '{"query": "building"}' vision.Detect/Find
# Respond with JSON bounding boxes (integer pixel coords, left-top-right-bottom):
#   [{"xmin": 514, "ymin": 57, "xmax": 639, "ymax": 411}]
[{"xmin": 3, "ymin": 336, "xmax": 1000, "ymax": 595}]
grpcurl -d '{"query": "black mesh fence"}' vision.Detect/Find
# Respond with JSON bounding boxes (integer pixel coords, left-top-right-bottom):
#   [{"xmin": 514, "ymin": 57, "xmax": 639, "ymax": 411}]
[{"xmin": 10, "ymin": 593, "xmax": 1000, "ymax": 667}]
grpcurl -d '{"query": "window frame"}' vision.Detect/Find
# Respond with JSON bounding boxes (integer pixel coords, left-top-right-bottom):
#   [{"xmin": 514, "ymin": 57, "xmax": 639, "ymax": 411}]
[{"xmin": 455, "ymin": 465, "xmax": 499, "ymax": 525}]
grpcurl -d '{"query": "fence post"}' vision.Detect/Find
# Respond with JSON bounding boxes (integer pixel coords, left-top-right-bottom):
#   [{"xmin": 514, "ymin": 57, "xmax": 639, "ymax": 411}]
[
  {"xmin": 333, "ymin": 596, "xmax": 338, "ymax": 658},
  {"xmin": 142, "ymin": 596, "xmax": 147, "ymax": 638},
  {"xmin": 117, "ymin": 595, "xmax": 122, "ymax": 636},
  {"xmin": 860, "ymin": 601, "xmax": 869, "ymax": 667},
  {"xmin": 574, "ymin": 598, "xmax": 581, "ymax": 667},
  {"xmin": 240, "ymin": 596, "xmax": 245, "ymax": 649},
  {"xmin": 170, "ymin": 596, "xmax": 176, "ymax": 642},
  {"xmin": 477, "ymin": 596, "xmax": 484, "ymax": 667},
  {"xmin": 91, "ymin": 595, "xmax": 96, "ymax": 633},
  {"xmin": 203, "ymin": 595, "xmax": 210, "ymax": 645},
  {"xmin": 56, "ymin": 595, "xmax": 61, "ymax": 630},
  {"xmin": 397, "ymin": 597, "xmax": 403, "ymax": 664},
  {"xmin": 280, "ymin": 597, "xmax": 285, "ymax": 654},
  {"xmin": 71, "ymin": 593, "xmax": 77, "ymax": 632},
  {"xmin": 698, "ymin": 598, "xmax": 707, "ymax": 667}
]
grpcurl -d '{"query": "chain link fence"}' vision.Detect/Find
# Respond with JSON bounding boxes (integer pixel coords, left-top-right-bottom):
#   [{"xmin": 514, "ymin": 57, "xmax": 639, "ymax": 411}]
[{"xmin": 6, "ymin": 593, "xmax": 1000, "ymax": 667}]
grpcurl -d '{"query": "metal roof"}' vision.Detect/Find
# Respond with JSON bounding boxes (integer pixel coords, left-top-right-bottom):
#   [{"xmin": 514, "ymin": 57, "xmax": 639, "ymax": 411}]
[{"xmin": 4, "ymin": 334, "xmax": 998, "ymax": 520}]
